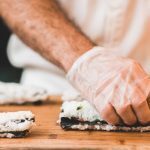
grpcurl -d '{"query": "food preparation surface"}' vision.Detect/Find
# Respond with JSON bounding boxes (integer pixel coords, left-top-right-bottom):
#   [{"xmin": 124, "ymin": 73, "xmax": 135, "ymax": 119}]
[{"xmin": 0, "ymin": 102, "xmax": 150, "ymax": 150}]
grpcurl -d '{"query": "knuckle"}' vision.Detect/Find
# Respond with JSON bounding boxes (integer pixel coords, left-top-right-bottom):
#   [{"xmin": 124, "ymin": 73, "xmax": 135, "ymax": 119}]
[
  {"xmin": 127, "ymin": 59, "xmax": 140, "ymax": 71},
  {"xmin": 133, "ymin": 100, "xmax": 146, "ymax": 109},
  {"xmin": 128, "ymin": 59, "xmax": 138, "ymax": 66}
]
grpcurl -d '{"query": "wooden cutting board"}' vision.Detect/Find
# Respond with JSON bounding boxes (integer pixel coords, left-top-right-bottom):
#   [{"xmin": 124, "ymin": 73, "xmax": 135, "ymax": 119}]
[{"xmin": 0, "ymin": 101, "xmax": 150, "ymax": 150}]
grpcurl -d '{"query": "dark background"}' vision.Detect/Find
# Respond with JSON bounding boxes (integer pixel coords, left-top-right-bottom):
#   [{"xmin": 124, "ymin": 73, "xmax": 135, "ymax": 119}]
[{"xmin": 0, "ymin": 19, "xmax": 22, "ymax": 82}]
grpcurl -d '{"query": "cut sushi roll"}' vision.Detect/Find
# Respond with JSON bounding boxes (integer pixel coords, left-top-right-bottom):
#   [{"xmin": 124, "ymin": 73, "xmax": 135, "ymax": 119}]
[
  {"xmin": 0, "ymin": 82, "xmax": 49, "ymax": 104},
  {"xmin": 0, "ymin": 111, "xmax": 35, "ymax": 138}
]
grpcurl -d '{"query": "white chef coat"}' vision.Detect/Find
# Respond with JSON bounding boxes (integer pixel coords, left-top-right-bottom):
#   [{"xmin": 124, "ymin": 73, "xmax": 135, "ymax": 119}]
[{"xmin": 7, "ymin": 0, "xmax": 150, "ymax": 97}]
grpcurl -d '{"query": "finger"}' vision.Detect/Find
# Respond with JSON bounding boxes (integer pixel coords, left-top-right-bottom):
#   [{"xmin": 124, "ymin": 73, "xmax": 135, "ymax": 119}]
[
  {"xmin": 130, "ymin": 85, "xmax": 150, "ymax": 125},
  {"xmin": 132, "ymin": 99, "xmax": 150, "ymax": 125},
  {"xmin": 115, "ymin": 104, "xmax": 137, "ymax": 126},
  {"xmin": 98, "ymin": 103, "xmax": 122, "ymax": 125},
  {"xmin": 109, "ymin": 81, "xmax": 137, "ymax": 125}
]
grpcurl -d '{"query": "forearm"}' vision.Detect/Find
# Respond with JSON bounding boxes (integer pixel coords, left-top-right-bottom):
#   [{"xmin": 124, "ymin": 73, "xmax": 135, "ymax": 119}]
[{"xmin": 0, "ymin": 0, "xmax": 94, "ymax": 71}]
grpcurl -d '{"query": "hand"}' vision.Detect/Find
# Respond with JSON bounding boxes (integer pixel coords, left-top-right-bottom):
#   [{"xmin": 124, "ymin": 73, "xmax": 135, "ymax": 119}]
[{"xmin": 67, "ymin": 46, "xmax": 150, "ymax": 125}]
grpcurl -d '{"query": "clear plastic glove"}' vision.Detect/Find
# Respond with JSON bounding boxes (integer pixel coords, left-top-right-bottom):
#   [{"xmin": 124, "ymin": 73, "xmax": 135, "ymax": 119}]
[{"xmin": 67, "ymin": 46, "xmax": 150, "ymax": 125}]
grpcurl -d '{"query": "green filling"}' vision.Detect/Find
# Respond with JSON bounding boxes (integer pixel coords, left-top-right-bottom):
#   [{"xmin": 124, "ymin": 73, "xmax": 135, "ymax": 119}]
[{"xmin": 76, "ymin": 106, "xmax": 82, "ymax": 110}]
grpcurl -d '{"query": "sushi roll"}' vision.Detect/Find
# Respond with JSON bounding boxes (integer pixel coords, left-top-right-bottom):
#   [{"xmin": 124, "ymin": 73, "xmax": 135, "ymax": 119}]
[
  {"xmin": 0, "ymin": 111, "xmax": 35, "ymax": 138},
  {"xmin": 59, "ymin": 100, "xmax": 150, "ymax": 132},
  {"xmin": 0, "ymin": 82, "xmax": 49, "ymax": 104}
]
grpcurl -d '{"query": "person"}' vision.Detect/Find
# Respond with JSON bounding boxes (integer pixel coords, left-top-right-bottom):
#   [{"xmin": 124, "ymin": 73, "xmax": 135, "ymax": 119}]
[{"xmin": 0, "ymin": 0, "xmax": 150, "ymax": 126}]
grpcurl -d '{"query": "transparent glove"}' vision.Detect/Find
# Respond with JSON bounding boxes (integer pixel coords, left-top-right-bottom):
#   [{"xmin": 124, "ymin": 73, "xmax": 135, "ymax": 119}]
[{"xmin": 67, "ymin": 46, "xmax": 150, "ymax": 125}]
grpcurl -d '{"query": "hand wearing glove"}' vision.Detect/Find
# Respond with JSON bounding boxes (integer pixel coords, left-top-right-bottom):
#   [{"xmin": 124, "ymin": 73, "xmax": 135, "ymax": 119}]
[{"xmin": 67, "ymin": 46, "xmax": 150, "ymax": 125}]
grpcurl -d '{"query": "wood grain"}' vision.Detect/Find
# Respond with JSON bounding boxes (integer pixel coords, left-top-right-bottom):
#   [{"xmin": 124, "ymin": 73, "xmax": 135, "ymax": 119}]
[{"xmin": 0, "ymin": 102, "xmax": 150, "ymax": 150}]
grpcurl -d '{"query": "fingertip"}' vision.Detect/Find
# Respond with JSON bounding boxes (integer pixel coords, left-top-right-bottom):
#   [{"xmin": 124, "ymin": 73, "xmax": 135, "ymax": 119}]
[
  {"xmin": 132, "ymin": 100, "xmax": 150, "ymax": 125},
  {"xmin": 124, "ymin": 115, "xmax": 137, "ymax": 126},
  {"xmin": 98, "ymin": 103, "xmax": 121, "ymax": 125},
  {"xmin": 138, "ymin": 116, "xmax": 150, "ymax": 125}
]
